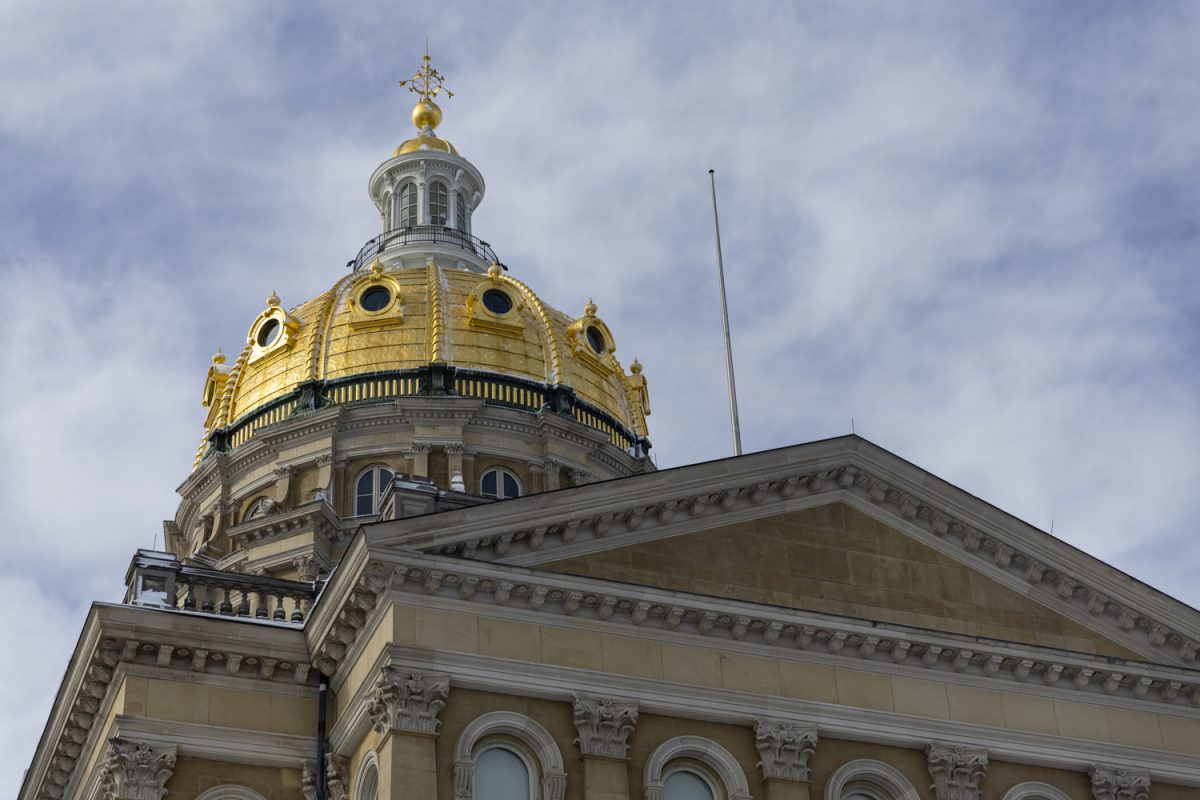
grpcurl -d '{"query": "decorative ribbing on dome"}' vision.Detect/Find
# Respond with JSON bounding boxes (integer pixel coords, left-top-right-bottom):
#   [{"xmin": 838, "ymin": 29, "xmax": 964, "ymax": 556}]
[
  {"xmin": 306, "ymin": 289, "xmax": 337, "ymax": 382},
  {"xmin": 427, "ymin": 261, "xmax": 446, "ymax": 363},
  {"xmin": 500, "ymin": 273, "xmax": 564, "ymax": 385}
]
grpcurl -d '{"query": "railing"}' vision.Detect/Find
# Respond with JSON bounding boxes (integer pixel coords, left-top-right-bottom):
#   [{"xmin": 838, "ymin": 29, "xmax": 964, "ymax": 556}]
[
  {"xmin": 207, "ymin": 366, "xmax": 649, "ymax": 459},
  {"xmin": 349, "ymin": 225, "xmax": 498, "ymax": 271},
  {"xmin": 125, "ymin": 550, "xmax": 317, "ymax": 624}
]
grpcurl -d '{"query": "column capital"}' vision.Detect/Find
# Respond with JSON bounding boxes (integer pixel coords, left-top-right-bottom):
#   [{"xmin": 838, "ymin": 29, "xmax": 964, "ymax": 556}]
[
  {"xmin": 302, "ymin": 753, "xmax": 349, "ymax": 800},
  {"xmin": 368, "ymin": 667, "xmax": 449, "ymax": 735},
  {"xmin": 1090, "ymin": 766, "xmax": 1151, "ymax": 800},
  {"xmin": 99, "ymin": 739, "xmax": 177, "ymax": 800},
  {"xmin": 754, "ymin": 720, "xmax": 818, "ymax": 782},
  {"xmin": 927, "ymin": 744, "xmax": 988, "ymax": 800},
  {"xmin": 573, "ymin": 694, "xmax": 639, "ymax": 758}
]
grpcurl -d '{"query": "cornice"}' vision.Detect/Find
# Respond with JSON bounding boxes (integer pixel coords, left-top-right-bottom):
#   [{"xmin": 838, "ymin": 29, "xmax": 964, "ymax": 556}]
[
  {"xmin": 20, "ymin": 604, "xmax": 315, "ymax": 800},
  {"xmin": 226, "ymin": 500, "xmax": 349, "ymax": 552},
  {"xmin": 363, "ymin": 436, "xmax": 1199, "ymax": 667},
  {"xmin": 311, "ymin": 546, "xmax": 1200, "ymax": 716}
]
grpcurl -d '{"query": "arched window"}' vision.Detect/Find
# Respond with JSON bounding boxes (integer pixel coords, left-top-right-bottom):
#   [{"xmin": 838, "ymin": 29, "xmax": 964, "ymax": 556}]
[
  {"xmin": 355, "ymin": 465, "xmax": 394, "ymax": 516},
  {"xmin": 644, "ymin": 737, "xmax": 751, "ymax": 800},
  {"xmin": 999, "ymin": 783, "xmax": 1071, "ymax": 800},
  {"xmin": 196, "ymin": 787, "xmax": 269, "ymax": 800},
  {"xmin": 823, "ymin": 760, "xmax": 920, "ymax": 800},
  {"xmin": 430, "ymin": 181, "xmax": 449, "ymax": 226},
  {"xmin": 455, "ymin": 191, "xmax": 468, "ymax": 232},
  {"xmin": 480, "ymin": 467, "xmax": 521, "ymax": 499},
  {"xmin": 355, "ymin": 754, "xmax": 380, "ymax": 800},
  {"xmin": 399, "ymin": 182, "xmax": 418, "ymax": 227},
  {"xmin": 474, "ymin": 746, "xmax": 532, "ymax": 800},
  {"xmin": 243, "ymin": 496, "xmax": 276, "ymax": 522},
  {"xmin": 664, "ymin": 769, "xmax": 717, "ymax": 800},
  {"xmin": 453, "ymin": 711, "xmax": 566, "ymax": 800}
]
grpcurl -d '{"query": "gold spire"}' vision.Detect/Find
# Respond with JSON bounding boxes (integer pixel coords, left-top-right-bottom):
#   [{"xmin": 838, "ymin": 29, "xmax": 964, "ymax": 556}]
[{"xmin": 393, "ymin": 47, "xmax": 459, "ymax": 156}]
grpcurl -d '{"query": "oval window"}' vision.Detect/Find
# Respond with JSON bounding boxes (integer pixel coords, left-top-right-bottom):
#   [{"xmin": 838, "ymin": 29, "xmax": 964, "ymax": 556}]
[
  {"xmin": 257, "ymin": 318, "xmax": 281, "ymax": 347},
  {"xmin": 482, "ymin": 289, "xmax": 513, "ymax": 315},
  {"xmin": 586, "ymin": 325, "xmax": 605, "ymax": 354},
  {"xmin": 360, "ymin": 286, "xmax": 391, "ymax": 312}
]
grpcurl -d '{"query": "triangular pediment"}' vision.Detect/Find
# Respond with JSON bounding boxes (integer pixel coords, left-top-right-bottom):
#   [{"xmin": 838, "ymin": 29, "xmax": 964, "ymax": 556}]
[
  {"xmin": 367, "ymin": 435, "xmax": 1200, "ymax": 667},
  {"xmin": 540, "ymin": 501, "xmax": 1140, "ymax": 658}
]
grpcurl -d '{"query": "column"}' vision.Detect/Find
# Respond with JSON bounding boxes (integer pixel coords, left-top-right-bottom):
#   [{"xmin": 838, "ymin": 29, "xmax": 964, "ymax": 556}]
[
  {"xmin": 99, "ymin": 739, "xmax": 177, "ymax": 800},
  {"xmin": 926, "ymin": 744, "xmax": 988, "ymax": 800},
  {"xmin": 302, "ymin": 755, "xmax": 349, "ymax": 800},
  {"xmin": 754, "ymin": 721, "xmax": 818, "ymax": 800},
  {"xmin": 411, "ymin": 444, "xmax": 431, "ymax": 478},
  {"xmin": 445, "ymin": 443, "xmax": 465, "ymax": 491},
  {"xmin": 368, "ymin": 667, "xmax": 449, "ymax": 800},
  {"xmin": 543, "ymin": 460, "xmax": 562, "ymax": 491},
  {"xmin": 574, "ymin": 695, "xmax": 639, "ymax": 800},
  {"xmin": 1090, "ymin": 766, "xmax": 1151, "ymax": 800}
]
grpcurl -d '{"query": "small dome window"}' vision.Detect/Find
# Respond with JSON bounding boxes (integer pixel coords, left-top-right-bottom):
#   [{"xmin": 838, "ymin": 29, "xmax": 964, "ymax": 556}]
[
  {"xmin": 360, "ymin": 286, "xmax": 391, "ymax": 312},
  {"xmin": 481, "ymin": 467, "xmax": 521, "ymax": 499},
  {"xmin": 399, "ymin": 182, "xmax": 418, "ymax": 227},
  {"xmin": 430, "ymin": 181, "xmax": 449, "ymax": 226},
  {"xmin": 585, "ymin": 325, "xmax": 605, "ymax": 354},
  {"xmin": 257, "ymin": 319, "xmax": 281, "ymax": 347},
  {"xmin": 482, "ymin": 289, "xmax": 513, "ymax": 315}
]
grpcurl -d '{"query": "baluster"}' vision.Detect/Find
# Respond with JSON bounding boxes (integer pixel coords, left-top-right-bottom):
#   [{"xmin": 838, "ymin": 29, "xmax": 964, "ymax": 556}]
[
  {"xmin": 273, "ymin": 592, "xmax": 287, "ymax": 621},
  {"xmin": 255, "ymin": 589, "xmax": 269, "ymax": 619},
  {"xmin": 237, "ymin": 587, "xmax": 251, "ymax": 617},
  {"xmin": 182, "ymin": 579, "xmax": 196, "ymax": 611},
  {"xmin": 291, "ymin": 593, "xmax": 304, "ymax": 623},
  {"xmin": 200, "ymin": 581, "xmax": 214, "ymax": 613},
  {"xmin": 219, "ymin": 585, "xmax": 233, "ymax": 615}
]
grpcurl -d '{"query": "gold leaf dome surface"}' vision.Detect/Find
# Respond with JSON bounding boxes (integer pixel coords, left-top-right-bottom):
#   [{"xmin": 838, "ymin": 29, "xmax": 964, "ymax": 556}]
[{"xmin": 204, "ymin": 264, "xmax": 647, "ymax": 456}]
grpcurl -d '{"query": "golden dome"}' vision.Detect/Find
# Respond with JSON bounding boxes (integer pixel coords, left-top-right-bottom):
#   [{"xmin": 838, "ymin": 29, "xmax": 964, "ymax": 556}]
[
  {"xmin": 393, "ymin": 134, "xmax": 458, "ymax": 157},
  {"xmin": 200, "ymin": 262, "xmax": 649, "ymax": 460}
]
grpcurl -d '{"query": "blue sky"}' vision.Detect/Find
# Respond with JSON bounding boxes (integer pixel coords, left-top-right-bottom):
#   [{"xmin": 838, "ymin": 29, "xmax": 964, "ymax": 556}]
[{"xmin": 2, "ymin": 0, "xmax": 1199, "ymax": 788}]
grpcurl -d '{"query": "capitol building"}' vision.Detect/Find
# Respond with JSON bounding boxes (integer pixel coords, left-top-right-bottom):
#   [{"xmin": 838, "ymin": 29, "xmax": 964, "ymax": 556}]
[{"xmin": 20, "ymin": 55, "xmax": 1200, "ymax": 800}]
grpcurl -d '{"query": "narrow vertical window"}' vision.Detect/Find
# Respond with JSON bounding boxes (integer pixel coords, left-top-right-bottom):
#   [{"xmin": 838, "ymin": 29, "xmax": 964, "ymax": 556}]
[
  {"xmin": 474, "ymin": 747, "xmax": 529, "ymax": 800},
  {"xmin": 456, "ymin": 191, "xmax": 468, "ymax": 232},
  {"xmin": 400, "ymin": 183, "xmax": 418, "ymax": 227},
  {"xmin": 430, "ymin": 181, "xmax": 449, "ymax": 227},
  {"xmin": 355, "ymin": 465, "xmax": 394, "ymax": 516}
]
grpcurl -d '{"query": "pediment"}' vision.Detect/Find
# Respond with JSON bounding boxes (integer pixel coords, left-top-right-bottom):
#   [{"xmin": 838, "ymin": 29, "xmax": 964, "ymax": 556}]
[{"xmin": 366, "ymin": 435, "xmax": 1200, "ymax": 667}]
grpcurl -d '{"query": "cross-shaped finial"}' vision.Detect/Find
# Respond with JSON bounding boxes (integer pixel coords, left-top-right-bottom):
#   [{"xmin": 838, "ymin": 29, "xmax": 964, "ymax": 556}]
[{"xmin": 399, "ymin": 44, "xmax": 453, "ymax": 103}]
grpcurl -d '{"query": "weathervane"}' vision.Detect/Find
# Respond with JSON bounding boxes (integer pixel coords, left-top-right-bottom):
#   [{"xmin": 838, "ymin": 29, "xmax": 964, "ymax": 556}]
[{"xmin": 399, "ymin": 43, "xmax": 453, "ymax": 103}]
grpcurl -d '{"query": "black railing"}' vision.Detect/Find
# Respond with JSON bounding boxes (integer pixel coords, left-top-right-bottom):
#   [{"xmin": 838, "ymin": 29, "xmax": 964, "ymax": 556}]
[
  {"xmin": 208, "ymin": 366, "xmax": 649, "ymax": 457},
  {"xmin": 349, "ymin": 225, "xmax": 498, "ymax": 270}
]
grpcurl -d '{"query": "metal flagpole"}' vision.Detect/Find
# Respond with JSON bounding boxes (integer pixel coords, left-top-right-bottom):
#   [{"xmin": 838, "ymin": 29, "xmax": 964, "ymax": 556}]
[{"xmin": 708, "ymin": 169, "xmax": 743, "ymax": 456}]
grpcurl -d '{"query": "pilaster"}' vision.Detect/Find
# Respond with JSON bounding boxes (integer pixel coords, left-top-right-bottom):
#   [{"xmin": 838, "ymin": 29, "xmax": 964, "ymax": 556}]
[
  {"xmin": 755, "ymin": 720, "xmax": 818, "ymax": 800},
  {"xmin": 367, "ymin": 667, "xmax": 449, "ymax": 800},
  {"xmin": 574, "ymin": 695, "xmax": 638, "ymax": 800},
  {"xmin": 98, "ymin": 739, "xmax": 177, "ymax": 800},
  {"xmin": 446, "ymin": 443, "xmax": 465, "ymax": 491},
  {"xmin": 411, "ymin": 444, "xmax": 432, "ymax": 479},
  {"xmin": 926, "ymin": 744, "xmax": 988, "ymax": 800},
  {"xmin": 1090, "ymin": 766, "xmax": 1151, "ymax": 800}
]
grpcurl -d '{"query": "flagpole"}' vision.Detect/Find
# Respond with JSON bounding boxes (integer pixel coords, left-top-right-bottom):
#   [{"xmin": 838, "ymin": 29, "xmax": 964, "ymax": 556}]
[{"xmin": 709, "ymin": 169, "xmax": 743, "ymax": 456}]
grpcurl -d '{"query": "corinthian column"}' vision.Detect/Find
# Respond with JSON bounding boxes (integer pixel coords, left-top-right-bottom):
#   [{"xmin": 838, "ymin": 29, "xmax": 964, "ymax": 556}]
[
  {"xmin": 99, "ymin": 739, "xmax": 177, "ymax": 800},
  {"xmin": 366, "ymin": 667, "xmax": 450, "ymax": 800},
  {"xmin": 574, "ymin": 695, "xmax": 639, "ymax": 800},
  {"xmin": 755, "ymin": 720, "xmax": 818, "ymax": 800},
  {"xmin": 926, "ymin": 744, "xmax": 988, "ymax": 800},
  {"xmin": 1090, "ymin": 766, "xmax": 1151, "ymax": 800}
]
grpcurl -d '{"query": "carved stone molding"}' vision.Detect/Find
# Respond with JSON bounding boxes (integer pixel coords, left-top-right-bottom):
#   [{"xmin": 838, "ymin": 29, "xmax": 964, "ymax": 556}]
[
  {"xmin": 302, "ymin": 753, "xmax": 349, "ymax": 800},
  {"xmin": 99, "ymin": 739, "xmax": 177, "ymax": 800},
  {"xmin": 573, "ymin": 695, "xmax": 639, "ymax": 758},
  {"xmin": 367, "ymin": 668, "xmax": 449, "ymax": 735},
  {"xmin": 1089, "ymin": 766, "xmax": 1151, "ymax": 800},
  {"xmin": 754, "ymin": 720, "xmax": 818, "ymax": 782},
  {"xmin": 927, "ymin": 744, "xmax": 988, "ymax": 800}
]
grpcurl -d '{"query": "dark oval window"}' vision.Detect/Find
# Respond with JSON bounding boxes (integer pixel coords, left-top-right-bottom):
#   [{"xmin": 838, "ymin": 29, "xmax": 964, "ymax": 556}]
[
  {"xmin": 256, "ymin": 318, "xmax": 281, "ymax": 347},
  {"xmin": 360, "ymin": 286, "xmax": 391, "ymax": 312},
  {"xmin": 586, "ymin": 325, "xmax": 605, "ymax": 354},
  {"xmin": 482, "ymin": 289, "xmax": 513, "ymax": 315}
]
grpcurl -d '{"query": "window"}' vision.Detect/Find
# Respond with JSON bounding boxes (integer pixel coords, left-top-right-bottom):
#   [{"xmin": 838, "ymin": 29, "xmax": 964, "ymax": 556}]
[
  {"xmin": 430, "ymin": 181, "xmax": 449, "ymax": 226},
  {"xmin": 243, "ymin": 497, "xmax": 275, "ymax": 522},
  {"xmin": 456, "ymin": 191, "xmax": 468, "ymax": 232},
  {"xmin": 256, "ymin": 318, "xmax": 281, "ymax": 347},
  {"xmin": 482, "ymin": 289, "xmax": 513, "ymax": 315},
  {"xmin": 474, "ymin": 747, "xmax": 531, "ymax": 800},
  {"xmin": 356, "ymin": 762, "xmax": 379, "ymax": 800},
  {"xmin": 665, "ymin": 770, "xmax": 716, "ymax": 800},
  {"xmin": 823, "ymin": 760, "xmax": 920, "ymax": 800},
  {"xmin": 355, "ymin": 465, "xmax": 394, "ymax": 516},
  {"xmin": 399, "ymin": 183, "xmax": 418, "ymax": 227},
  {"xmin": 359, "ymin": 285, "xmax": 391, "ymax": 312},
  {"xmin": 481, "ymin": 467, "xmax": 520, "ymax": 499}
]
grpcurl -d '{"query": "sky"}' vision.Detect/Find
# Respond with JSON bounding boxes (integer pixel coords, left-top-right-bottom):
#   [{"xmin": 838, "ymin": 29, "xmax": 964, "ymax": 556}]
[{"xmin": 2, "ymin": 0, "xmax": 1199, "ymax": 790}]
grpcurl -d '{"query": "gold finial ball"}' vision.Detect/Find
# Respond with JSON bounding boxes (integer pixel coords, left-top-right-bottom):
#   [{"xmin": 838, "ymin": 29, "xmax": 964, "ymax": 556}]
[
  {"xmin": 412, "ymin": 100, "xmax": 442, "ymax": 131},
  {"xmin": 212, "ymin": 348, "xmax": 226, "ymax": 365},
  {"xmin": 630, "ymin": 358, "xmax": 643, "ymax": 374},
  {"xmin": 267, "ymin": 291, "xmax": 281, "ymax": 308},
  {"xmin": 584, "ymin": 298, "xmax": 598, "ymax": 317},
  {"xmin": 487, "ymin": 262, "xmax": 503, "ymax": 279}
]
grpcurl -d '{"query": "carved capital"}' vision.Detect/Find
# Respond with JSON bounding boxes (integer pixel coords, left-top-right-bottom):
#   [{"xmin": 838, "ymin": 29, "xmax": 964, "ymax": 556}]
[
  {"xmin": 367, "ymin": 668, "xmax": 449, "ymax": 735},
  {"xmin": 573, "ymin": 695, "xmax": 639, "ymax": 758},
  {"xmin": 754, "ymin": 720, "xmax": 818, "ymax": 782},
  {"xmin": 99, "ymin": 740, "xmax": 177, "ymax": 800},
  {"xmin": 302, "ymin": 753, "xmax": 349, "ymax": 800},
  {"xmin": 293, "ymin": 555, "xmax": 321, "ymax": 583},
  {"xmin": 1090, "ymin": 766, "xmax": 1150, "ymax": 800},
  {"xmin": 927, "ymin": 744, "xmax": 988, "ymax": 800}
]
